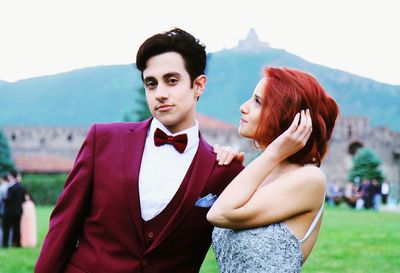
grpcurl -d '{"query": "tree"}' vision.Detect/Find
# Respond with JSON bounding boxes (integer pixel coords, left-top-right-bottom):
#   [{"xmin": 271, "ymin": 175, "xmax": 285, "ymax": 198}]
[
  {"xmin": 0, "ymin": 128, "xmax": 15, "ymax": 175},
  {"xmin": 348, "ymin": 147, "xmax": 384, "ymax": 183},
  {"xmin": 123, "ymin": 86, "xmax": 152, "ymax": 122}
]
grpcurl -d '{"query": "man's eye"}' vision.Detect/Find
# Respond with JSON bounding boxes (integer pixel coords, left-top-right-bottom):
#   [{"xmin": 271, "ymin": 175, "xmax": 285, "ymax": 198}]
[
  {"xmin": 145, "ymin": 81, "xmax": 157, "ymax": 89},
  {"xmin": 168, "ymin": 78, "xmax": 178, "ymax": 85},
  {"xmin": 255, "ymin": 97, "xmax": 261, "ymax": 106}
]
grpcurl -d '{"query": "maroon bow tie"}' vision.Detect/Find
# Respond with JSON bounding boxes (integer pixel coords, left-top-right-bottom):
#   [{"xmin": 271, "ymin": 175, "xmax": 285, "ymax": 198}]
[{"xmin": 154, "ymin": 128, "xmax": 188, "ymax": 153}]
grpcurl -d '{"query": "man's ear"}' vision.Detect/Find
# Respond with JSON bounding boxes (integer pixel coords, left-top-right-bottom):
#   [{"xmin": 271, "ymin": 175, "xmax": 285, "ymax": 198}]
[{"xmin": 194, "ymin": 75, "xmax": 207, "ymax": 98}]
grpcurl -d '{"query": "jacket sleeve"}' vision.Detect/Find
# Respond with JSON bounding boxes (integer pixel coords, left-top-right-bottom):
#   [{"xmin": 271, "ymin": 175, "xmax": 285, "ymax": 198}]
[
  {"xmin": 4, "ymin": 187, "xmax": 11, "ymax": 205},
  {"xmin": 219, "ymin": 159, "xmax": 245, "ymax": 194},
  {"xmin": 35, "ymin": 124, "xmax": 97, "ymax": 273}
]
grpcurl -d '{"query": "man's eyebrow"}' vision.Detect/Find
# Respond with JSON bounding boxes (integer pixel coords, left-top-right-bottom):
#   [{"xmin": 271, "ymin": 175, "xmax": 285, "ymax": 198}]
[
  {"xmin": 163, "ymin": 72, "xmax": 181, "ymax": 80},
  {"xmin": 143, "ymin": 76, "xmax": 156, "ymax": 83}
]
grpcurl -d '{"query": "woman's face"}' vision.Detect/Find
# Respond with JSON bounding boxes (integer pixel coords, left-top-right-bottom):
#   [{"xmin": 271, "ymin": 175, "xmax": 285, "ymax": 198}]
[{"xmin": 239, "ymin": 78, "xmax": 266, "ymax": 139}]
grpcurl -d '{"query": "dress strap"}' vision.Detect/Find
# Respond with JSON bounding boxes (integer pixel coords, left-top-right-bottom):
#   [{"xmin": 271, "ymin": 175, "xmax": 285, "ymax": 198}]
[{"xmin": 299, "ymin": 194, "xmax": 325, "ymax": 245}]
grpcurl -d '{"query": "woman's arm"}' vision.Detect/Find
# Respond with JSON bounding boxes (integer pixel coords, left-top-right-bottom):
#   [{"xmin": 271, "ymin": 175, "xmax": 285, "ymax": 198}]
[
  {"xmin": 207, "ymin": 165, "xmax": 326, "ymax": 229},
  {"xmin": 207, "ymin": 110, "xmax": 317, "ymax": 228}
]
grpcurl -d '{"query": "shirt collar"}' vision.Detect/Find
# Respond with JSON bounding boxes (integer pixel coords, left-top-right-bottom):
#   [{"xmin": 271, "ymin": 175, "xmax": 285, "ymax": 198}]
[{"xmin": 149, "ymin": 118, "xmax": 199, "ymax": 153}]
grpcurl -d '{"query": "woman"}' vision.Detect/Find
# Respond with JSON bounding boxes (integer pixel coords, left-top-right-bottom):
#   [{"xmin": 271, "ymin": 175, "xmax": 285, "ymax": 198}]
[
  {"xmin": 207, "ymin": 67, "xmax": 339, "ymax": 273},
  {"xmin": 20, "ymin": 192, "xmax": 37, "ymax": 248}
]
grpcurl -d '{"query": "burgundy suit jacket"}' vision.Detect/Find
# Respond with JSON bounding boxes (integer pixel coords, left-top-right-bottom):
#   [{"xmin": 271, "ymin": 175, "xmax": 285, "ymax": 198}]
[{"xmin": 35, "ymin": 119, "xmax": 243, "ymax": 273}]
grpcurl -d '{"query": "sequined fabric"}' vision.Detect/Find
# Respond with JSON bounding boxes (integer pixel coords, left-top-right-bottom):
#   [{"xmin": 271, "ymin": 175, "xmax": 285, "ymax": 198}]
[{"xmin": 212, "ymin": 222, "xmax": 303, "ymax": 273}]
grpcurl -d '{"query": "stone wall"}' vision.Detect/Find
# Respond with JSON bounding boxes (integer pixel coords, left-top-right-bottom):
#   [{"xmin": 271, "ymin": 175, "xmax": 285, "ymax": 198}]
[{"xmin": 2, "ymin": 115, "xmax": 400, "ymax": 199}]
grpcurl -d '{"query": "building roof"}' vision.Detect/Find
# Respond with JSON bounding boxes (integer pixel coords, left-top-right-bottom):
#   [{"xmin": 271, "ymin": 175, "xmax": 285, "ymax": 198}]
[
  {"xmin": 14, "ymin": 154, "xmax": 73, "ymax": 173},
  {"xmin": 196, "ymin": 113, "xmax": 237, "ymax": 132}
]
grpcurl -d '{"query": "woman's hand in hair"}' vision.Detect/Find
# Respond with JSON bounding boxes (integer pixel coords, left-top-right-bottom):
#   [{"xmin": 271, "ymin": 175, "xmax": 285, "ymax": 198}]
[{"xmin": 265, "ymin": 109, "xmax": 312, "ymax": 162}]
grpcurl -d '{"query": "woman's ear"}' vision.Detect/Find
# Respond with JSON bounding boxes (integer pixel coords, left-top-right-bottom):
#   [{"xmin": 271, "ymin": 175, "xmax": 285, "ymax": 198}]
[{"xmin": 194, "ymin": 75, "xmax": 207, "ymax": 98}]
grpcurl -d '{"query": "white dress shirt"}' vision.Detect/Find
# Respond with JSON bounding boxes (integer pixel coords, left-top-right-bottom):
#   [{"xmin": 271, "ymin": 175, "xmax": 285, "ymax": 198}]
[{"xmin": 139, "ymin": 118, "xmax": 199, "ymax": 221}]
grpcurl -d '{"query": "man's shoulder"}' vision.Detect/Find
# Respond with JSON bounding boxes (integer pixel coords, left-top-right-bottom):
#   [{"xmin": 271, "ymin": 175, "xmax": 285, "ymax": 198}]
[
  {"xmin": 198, "ymin": 135, "xmax": 213, "ymax": 153},
  {"xmin": 93, "ymin": 121, "xmax": 143, "ymax": 130},
  {"xmin": 90, "ymin": 119, "xmax": 151, "ymax": 134},
  {"xmin": 199, "ymin": 136, "xmax": 244, "ymax": 173}
]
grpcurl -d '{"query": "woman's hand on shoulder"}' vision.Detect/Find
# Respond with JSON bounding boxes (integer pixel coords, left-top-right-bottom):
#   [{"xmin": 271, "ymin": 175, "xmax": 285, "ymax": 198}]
[{"xmin": 213, "ymin": 144, "xmax": 245, "ymax": 165}]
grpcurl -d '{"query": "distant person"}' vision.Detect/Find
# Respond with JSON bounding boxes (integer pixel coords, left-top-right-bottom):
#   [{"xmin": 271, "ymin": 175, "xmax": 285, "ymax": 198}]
[
  {"xmin": 0, "ymin": 174, "xmax": 10, "ymax": 246},
  {"xmin": 344, "ymin": 181, "xmax": 361, "ymax": 208},
  {"xmin": 2, "ymin": 170, "xmax": 26, "ymax": 247},
  {"xmin": 359, "ymin": 179, "xmax": 375, "ymax": 210},
  {"xmin": 207, "ymin": 67, "xmax": 339, "ymax": 272},
  {"xmin": 326, "ymin": 180, "xmax": 336, "ymax": 206},
  {"xmin": 35, "ymin": 28, "xmax": 243, "ymax": 273},
  {"xmin": 20, "ymin": 191, "xmax": 37, "ymax": 248},
  {"xmin": 371, "ymin": 179, "xmax": 382, "ymax": 210},
  {"xmin": 381, "ymin": 180, "xmax": 390, "ymax": 205}
]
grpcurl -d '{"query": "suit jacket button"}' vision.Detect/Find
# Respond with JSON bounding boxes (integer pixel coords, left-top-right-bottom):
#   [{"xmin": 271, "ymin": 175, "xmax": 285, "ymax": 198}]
[
  {"xmin": 148, "ymin": 232, "xmax": 154, "ymax": 239},
  {"xmin": 141, "ymin": 259, "xmax": 148, "ymax": 266}
]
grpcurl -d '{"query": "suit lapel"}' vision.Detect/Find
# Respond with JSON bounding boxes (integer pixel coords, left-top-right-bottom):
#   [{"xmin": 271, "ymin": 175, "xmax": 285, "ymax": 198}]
[
  {"xmin": 123, "ymin": 119, "xmax": 152, "ymax": 240},
  {"xmin": 146, "ymin": 136, "xmax": 215, "ymax": 254}
]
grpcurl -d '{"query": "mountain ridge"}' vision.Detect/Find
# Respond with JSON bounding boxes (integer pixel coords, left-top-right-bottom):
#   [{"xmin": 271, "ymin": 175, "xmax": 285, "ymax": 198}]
[{"xmin": 1, "ymin": 31, "xmax": 399, "ymax": 130}]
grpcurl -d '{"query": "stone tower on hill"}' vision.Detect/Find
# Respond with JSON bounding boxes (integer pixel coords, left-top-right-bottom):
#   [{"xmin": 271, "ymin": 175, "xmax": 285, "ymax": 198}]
[{"xmin": 233, "ymin": 28, "xmax": 271, "ymax": 53}]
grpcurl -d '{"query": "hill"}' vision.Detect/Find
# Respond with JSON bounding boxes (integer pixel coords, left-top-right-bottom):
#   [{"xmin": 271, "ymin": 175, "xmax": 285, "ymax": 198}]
[{"xmin": 1, "ymin": 29, "xmax": 399, "ymax": 130}]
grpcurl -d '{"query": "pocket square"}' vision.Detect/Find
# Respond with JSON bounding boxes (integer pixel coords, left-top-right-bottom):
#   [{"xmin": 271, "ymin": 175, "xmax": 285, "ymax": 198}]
[{"xmin": 195, "ymin": 193, "xmax": 217, "ymax": 208}]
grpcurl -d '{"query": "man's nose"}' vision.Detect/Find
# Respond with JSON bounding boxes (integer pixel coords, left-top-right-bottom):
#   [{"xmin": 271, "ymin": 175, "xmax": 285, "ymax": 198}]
[{"xmin": 155, "ymin": 85, "xmax": 168, "ymax": 100}]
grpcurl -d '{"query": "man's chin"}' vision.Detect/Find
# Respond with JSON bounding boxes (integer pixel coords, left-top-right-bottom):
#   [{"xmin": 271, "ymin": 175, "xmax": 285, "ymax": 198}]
[{"xmin": 155, "ymin": 116, "xmax": 177, "ymax": 127}]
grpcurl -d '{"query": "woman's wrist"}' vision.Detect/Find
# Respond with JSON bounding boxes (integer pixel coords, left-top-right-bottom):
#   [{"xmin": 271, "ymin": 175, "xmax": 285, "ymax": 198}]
[{"xmin": 262, "ymin": 146, "xmax": 285, "ymax": 164}]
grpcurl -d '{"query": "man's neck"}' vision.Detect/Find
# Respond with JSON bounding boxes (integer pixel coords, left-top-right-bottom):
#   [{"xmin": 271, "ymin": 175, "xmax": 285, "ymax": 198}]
[
  {"xmin": 153, "ymin": 118, "xmax": 197, "ymax": 135},
  {"xmin": 165, "ymin": 122, "xmax": 196, "ymax": 134}
]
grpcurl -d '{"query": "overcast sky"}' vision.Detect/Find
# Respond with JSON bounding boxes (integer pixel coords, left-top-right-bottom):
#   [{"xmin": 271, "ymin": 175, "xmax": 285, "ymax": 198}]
[{"xmin": 1, "ymin": 0, "xmax": 399, "ymax": 85}]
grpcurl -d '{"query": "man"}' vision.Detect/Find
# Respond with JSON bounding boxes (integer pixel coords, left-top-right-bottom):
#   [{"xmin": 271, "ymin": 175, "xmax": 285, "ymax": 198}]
[
  {"xmin": 35, "ymin": 28, "xmax": 244, "ymax": 272},
  {"xmin": 0, "ymin": 174, "xmax": 10, "ymax": 246},
  {"xmin": 381, "ymin": 180, "xmax": 390, "ymax": 205},
  {"xmin": 2, "ymin": 170, "xmax": 26, "ymax": 247}
]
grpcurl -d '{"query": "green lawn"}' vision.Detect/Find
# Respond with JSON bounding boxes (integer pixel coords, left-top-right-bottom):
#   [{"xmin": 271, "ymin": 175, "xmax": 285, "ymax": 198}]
[{"xmin": 0, "ymin": 205, "xmax": 399, "ymax": 273}]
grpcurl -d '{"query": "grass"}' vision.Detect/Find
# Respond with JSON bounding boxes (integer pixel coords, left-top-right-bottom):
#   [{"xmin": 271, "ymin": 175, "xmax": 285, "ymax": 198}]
[
  {"xmin": 0, "ymin": 205, "xmax": 399, "ymax": 273},
  {"xmin": 0, "ymin": 206, "xmax": 52, "ymax": 273},
  {"xmin": 200, "ymin": 205, "xmax": 400, "ymax": 273}
]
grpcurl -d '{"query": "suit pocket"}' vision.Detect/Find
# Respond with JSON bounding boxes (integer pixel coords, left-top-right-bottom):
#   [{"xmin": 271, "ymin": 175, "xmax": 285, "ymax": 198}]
[{"xmin": 69, "ymin": 241, "xmax": 106, "ymax": 273}]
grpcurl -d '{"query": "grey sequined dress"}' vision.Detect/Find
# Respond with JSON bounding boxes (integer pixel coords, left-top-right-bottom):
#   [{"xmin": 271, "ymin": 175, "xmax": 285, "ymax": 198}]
[{"xmin": 212, "ymin": 222, "xmax": 303, "ymax": 273}]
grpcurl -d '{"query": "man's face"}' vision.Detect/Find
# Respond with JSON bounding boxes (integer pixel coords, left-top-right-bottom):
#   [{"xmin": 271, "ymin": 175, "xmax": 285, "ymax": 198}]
[{"xmin": 143, "ymin": 52, "xmax": 205, "ymax": 133}]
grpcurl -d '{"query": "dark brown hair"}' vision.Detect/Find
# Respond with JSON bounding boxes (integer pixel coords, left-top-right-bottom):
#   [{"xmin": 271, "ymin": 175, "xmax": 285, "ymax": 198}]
[{"xmin": 136, "ymin": 28, "xmax": 207, "ymax": 87}]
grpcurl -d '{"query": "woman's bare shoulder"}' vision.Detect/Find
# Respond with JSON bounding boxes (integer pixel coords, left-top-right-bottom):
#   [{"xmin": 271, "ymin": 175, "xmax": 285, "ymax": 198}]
[{"xmin": 285, "ymin": 165, "xmax": 327, "ymax": 193}]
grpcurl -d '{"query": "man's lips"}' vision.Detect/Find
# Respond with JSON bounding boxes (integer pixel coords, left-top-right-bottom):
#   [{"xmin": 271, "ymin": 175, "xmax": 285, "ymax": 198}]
[
  {"xmin": 240, "ymin": 118, "xmax": 247, "ymax": 124},
  {"xmin": 156, "ymin": 104, "xmax": 174, "ymax": 112}
]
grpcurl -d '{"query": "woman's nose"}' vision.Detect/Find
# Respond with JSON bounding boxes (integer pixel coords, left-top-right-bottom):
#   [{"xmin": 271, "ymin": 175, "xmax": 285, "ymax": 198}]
[{"xmin": 240, "ymin": 101, "xmax": 248, "ymax": 114}]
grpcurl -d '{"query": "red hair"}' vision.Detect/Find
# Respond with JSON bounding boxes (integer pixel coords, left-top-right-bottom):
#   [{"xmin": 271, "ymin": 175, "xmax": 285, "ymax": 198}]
[{"xmin": 254, "ymin": 67, "xmax": 339, "ymax": 166}]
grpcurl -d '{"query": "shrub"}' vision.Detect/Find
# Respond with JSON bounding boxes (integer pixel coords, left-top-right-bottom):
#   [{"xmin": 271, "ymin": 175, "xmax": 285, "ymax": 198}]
[{"xmin": 21, "ymin": 173, "xmax": 68, "ymax": 205}]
